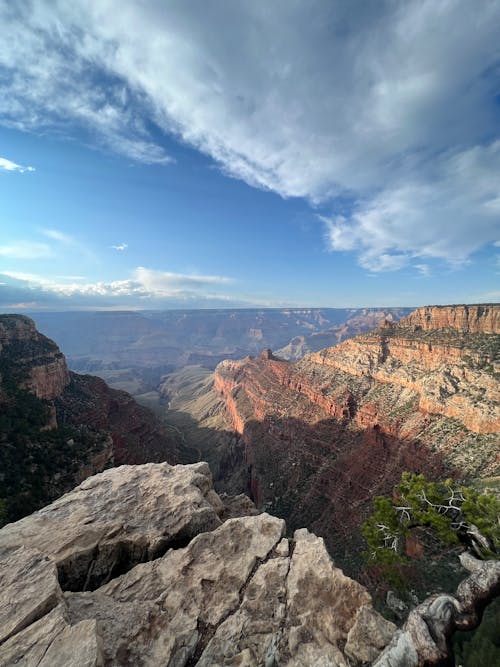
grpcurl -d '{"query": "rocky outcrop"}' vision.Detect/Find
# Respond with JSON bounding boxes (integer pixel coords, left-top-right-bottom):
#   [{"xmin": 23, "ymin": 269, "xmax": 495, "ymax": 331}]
[
  {"xmin": 0, "ymin": 463, "xmax": 394, "ymax": 666},
  {"xmin": 0, "ymin": 463, "xmax": 225, "ymax": 591},
  {"xmin": 401, "ymin": 304, "xmax": 500, "ymax": 334},
  {"xmin": 1, "ymin": 463, "xmax": 497, "ymax": 666}
]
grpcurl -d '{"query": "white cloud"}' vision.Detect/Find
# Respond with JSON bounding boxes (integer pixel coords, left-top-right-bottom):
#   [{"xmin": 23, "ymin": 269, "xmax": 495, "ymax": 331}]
[
  {"xmin": 324, "ymin": 142, "xmax": 500, "ymax": 271},
  {"xmin": 133, "ymin": 266, "xmax": 232, "ymax": 295},
  {"xmin": 111, "ymin": 243, "xmax": 128, "ymax": 251},
  {"xmin": 0, "ymin": 1, "xmax": 499, "ymax": 269},
  {"xmin": 41, "ymin": 228, "xmax": 74, "ymax": 244},
  {"xmin": 415, "ymin": 264, "xmax": 431, "ymax": 278},
  {"xmin": 0, "ymin": 266, "xmax": 233, "ymax": 300},
  {"xmin": 0, "ymin": 242, "xmax": 52, "ymax": 259},
  {"xmin": 0, "ymin": 156, "xmax": 35, "ymax": 173}
]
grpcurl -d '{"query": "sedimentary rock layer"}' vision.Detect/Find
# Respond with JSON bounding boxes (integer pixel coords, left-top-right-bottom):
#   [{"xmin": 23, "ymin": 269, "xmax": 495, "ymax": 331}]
[
  {"xmin": 401, "ymin": 304, "xmax": 500, "ymax": 334},
  {"xmin": 211, "ymin": 306, "xmax": 499, "ymax": 565},
  {"xmin": 0, "ymin": 314, "xmax": 70, "ymax": 399}
]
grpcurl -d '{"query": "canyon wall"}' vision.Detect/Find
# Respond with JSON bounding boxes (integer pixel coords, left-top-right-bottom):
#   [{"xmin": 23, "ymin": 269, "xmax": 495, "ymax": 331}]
[
  {"xmin": 211, "ymin": 305, "xmax": 500, "ymax": 569},
  {"xmin": 401, "ymin": 304, "xmax": 500, "ymax": 334},
  {"xmin": 0, "ymin": 314, "xmax": 70, "ymax": 399}
]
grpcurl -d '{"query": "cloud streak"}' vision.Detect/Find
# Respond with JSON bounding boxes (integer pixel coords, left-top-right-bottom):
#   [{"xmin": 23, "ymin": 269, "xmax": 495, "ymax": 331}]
[
  {"xmin": 0, "ymin": 1, "xmax": 499, "ymax": 270},
  {"xmin": 0, "ymin": 267, "xmax": 234, "ymax": 307},
  {"xmin": 0, "ymin": 241, "xmax": 52, "ymax": 259},
  {"xmin": 0, "ymin": 156, "xmax": 35, "ymax": 173}
]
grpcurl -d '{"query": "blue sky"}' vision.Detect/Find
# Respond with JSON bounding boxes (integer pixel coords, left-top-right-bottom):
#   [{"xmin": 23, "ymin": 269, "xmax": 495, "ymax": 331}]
[{"xmin": 0, "ymin": 0, "xmax": 499, "ymax": 310}]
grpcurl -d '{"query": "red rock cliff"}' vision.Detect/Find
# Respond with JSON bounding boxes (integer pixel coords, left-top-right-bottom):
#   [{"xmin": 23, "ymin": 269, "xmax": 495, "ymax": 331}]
[
  {"xmin": 401, "ymin": 304, "xmax": 500, "ymax": 334},
  {"xmin": 0, "ymin": 314, "xmax": 70, "ymax": 400}
]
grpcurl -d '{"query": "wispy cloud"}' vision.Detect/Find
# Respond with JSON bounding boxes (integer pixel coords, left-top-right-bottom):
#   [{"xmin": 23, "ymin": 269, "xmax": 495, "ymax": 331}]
[
  {"xmin": 0, "ymin": 1, "xmax": 499, "ymax": 271},
  {"xmin": 111, "ymin": 242, "xmax": 128, "ymax": 251},
  {"xmin": 0, "ymin": 156, "xmax": 35, "ymax": 173},
  {"xmin": 0, "ymin": 241, "xmax": 52, "ymax": 259},
  {"xmin": 41, "ymin": 228, "xmax": 74, "ymax": 244},
  {"xmin": 39, "ymin": 227, "xmax": 97, "ymax": 261},
  {"xmin": 323, "ymin": 142, "xmax": 500, "ymax": 272}
]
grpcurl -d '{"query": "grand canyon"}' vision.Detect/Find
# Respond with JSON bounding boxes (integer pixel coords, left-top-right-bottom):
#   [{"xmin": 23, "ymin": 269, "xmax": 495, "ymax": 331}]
[{"xmin": 0, "ymin": 303, "xmax": 499, "ymax": 666}]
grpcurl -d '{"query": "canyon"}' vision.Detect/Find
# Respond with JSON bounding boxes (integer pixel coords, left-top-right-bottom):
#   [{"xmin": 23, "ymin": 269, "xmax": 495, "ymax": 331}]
[
  {"xmin": 31, "ymin": 307, "xmax": 411, "ymax": 401},
  {"xmin": 163, "ymin": 304, "xmax": 499, "ymax": 574},
  {"xmin": 0, "ymin": 304, "xmax": 498, "ymax": 664}
]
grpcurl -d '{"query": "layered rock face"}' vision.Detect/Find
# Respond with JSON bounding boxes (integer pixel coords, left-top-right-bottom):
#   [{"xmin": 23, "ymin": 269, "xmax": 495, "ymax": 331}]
[
  {"xmin": 1, "ymin": 463, "xmax": 496, "ymax": 666},
  {"xmin": 210, "ymin": 305, "xmax": 499, "ymax": 567},
  {"xmin": 55, "ymin": 372, "xmax": 181, "ymax": 466},
  {"xmin": 0, "ymin": 314, "xmax": 70, "ymax": 399},
  {"xmin": 401, "ymin": 304, "xmax": 500, "ymax": 334},
  {"xmin": 32, "ymin": 308, "xmax": 411, "ymax": 404}
]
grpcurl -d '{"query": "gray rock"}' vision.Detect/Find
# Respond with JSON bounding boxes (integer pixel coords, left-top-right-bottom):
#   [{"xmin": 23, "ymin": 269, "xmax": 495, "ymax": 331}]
[
  {"xmin": 0, "ymin": 604, "xmax": 103, "ymax": 667},
  {"xmin": 0, "ymin": 462, "xmax": 224, "ymax": 591},
  {"xmin": 345, "ymin": 605, "xmax": 397, "ymax": 664},
  {"xmin": 0, "ymin": 463, "xmax": 406, "ymax": 666},
  {"xmin": 64, "ymin": 513, "xmax": 285, "ymax": 665},
  {"xmin": 0, "ymin": 546, "xmax": 62, "ymax": 644},
  {"xmin": 277, "ymin": 529, "xmax": 372, "ymax": 666}
]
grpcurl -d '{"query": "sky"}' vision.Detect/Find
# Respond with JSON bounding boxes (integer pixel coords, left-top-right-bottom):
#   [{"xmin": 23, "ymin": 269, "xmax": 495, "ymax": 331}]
[{"xmin": 0, "ymin": 0, "xmax": 499, "ymax": 310}]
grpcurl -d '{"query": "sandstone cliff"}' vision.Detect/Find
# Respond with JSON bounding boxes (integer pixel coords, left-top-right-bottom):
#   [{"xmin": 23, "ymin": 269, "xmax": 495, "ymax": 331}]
[
  {"xmin": 0, "ymin": 314, "xmax": 70, "ymax": 400},
  {"xmin": 401, "ymin": 304, "xmax": 500, "ymax": 334},
  {"xmin": 1, "ymin": 463, "xmax": 497, "ymax": 666}
]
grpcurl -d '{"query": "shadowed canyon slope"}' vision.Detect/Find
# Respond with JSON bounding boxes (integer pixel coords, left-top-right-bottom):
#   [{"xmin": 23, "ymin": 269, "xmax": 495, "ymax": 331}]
[
  {"xmin": 0, "ymin": 314, "xmax": 179, "ymax": 524},
  {"xmin": 163, "ymin": 305, "xmax": 500, "ymax": 569},
  {"xmin": 1, "ymin": 463, "xmax": 498, "ymax": 667}
]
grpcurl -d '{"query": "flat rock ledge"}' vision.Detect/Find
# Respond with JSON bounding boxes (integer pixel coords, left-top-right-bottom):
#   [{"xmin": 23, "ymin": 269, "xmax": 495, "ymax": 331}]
[{"xmin": 0, "ymin": 463, "xmax": 497, "ymax": 666}]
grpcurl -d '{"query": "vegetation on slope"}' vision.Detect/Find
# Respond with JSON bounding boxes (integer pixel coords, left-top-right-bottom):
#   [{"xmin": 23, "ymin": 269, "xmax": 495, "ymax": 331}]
[
  {"xmin": 362, "ymin": 473, "xmax": 500, "ymax": 564},
  {"xmin": 362, "ymin": 473, "xmax": 500, "ymax": 664}
]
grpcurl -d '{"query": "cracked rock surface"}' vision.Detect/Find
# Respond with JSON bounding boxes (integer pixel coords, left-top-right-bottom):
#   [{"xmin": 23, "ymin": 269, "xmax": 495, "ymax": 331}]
[
  {"xmin": 2, "ymin": 463, "xmax": 496, "ymax": 666},
  {"xmin": 0, "ymin": 462, "xmax": 224, "ymax": 592},
  {"xmin": 0, "ymin": 463, "xmax": 394, "ymax": 666}
]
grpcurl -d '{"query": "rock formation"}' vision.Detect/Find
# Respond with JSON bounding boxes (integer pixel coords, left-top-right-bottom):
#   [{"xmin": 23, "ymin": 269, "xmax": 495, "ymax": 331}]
[
  {"xmin": 276, "ymin": 308, "xmax": 412, "ymax": 360},
  {"xmin": 1, "ymin": 463, "xmax": 497, "ymax": 666},
  {"xmin": 0, "ymin": 314, "xmax": 70, "ymax": 400},
  {"xmin": 32, "ymin": 308, "xmax": 412, "ymax": 395},
  {"xmin": 401, "ymin": 304, "xmax": 500, "ymax": 334}
]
